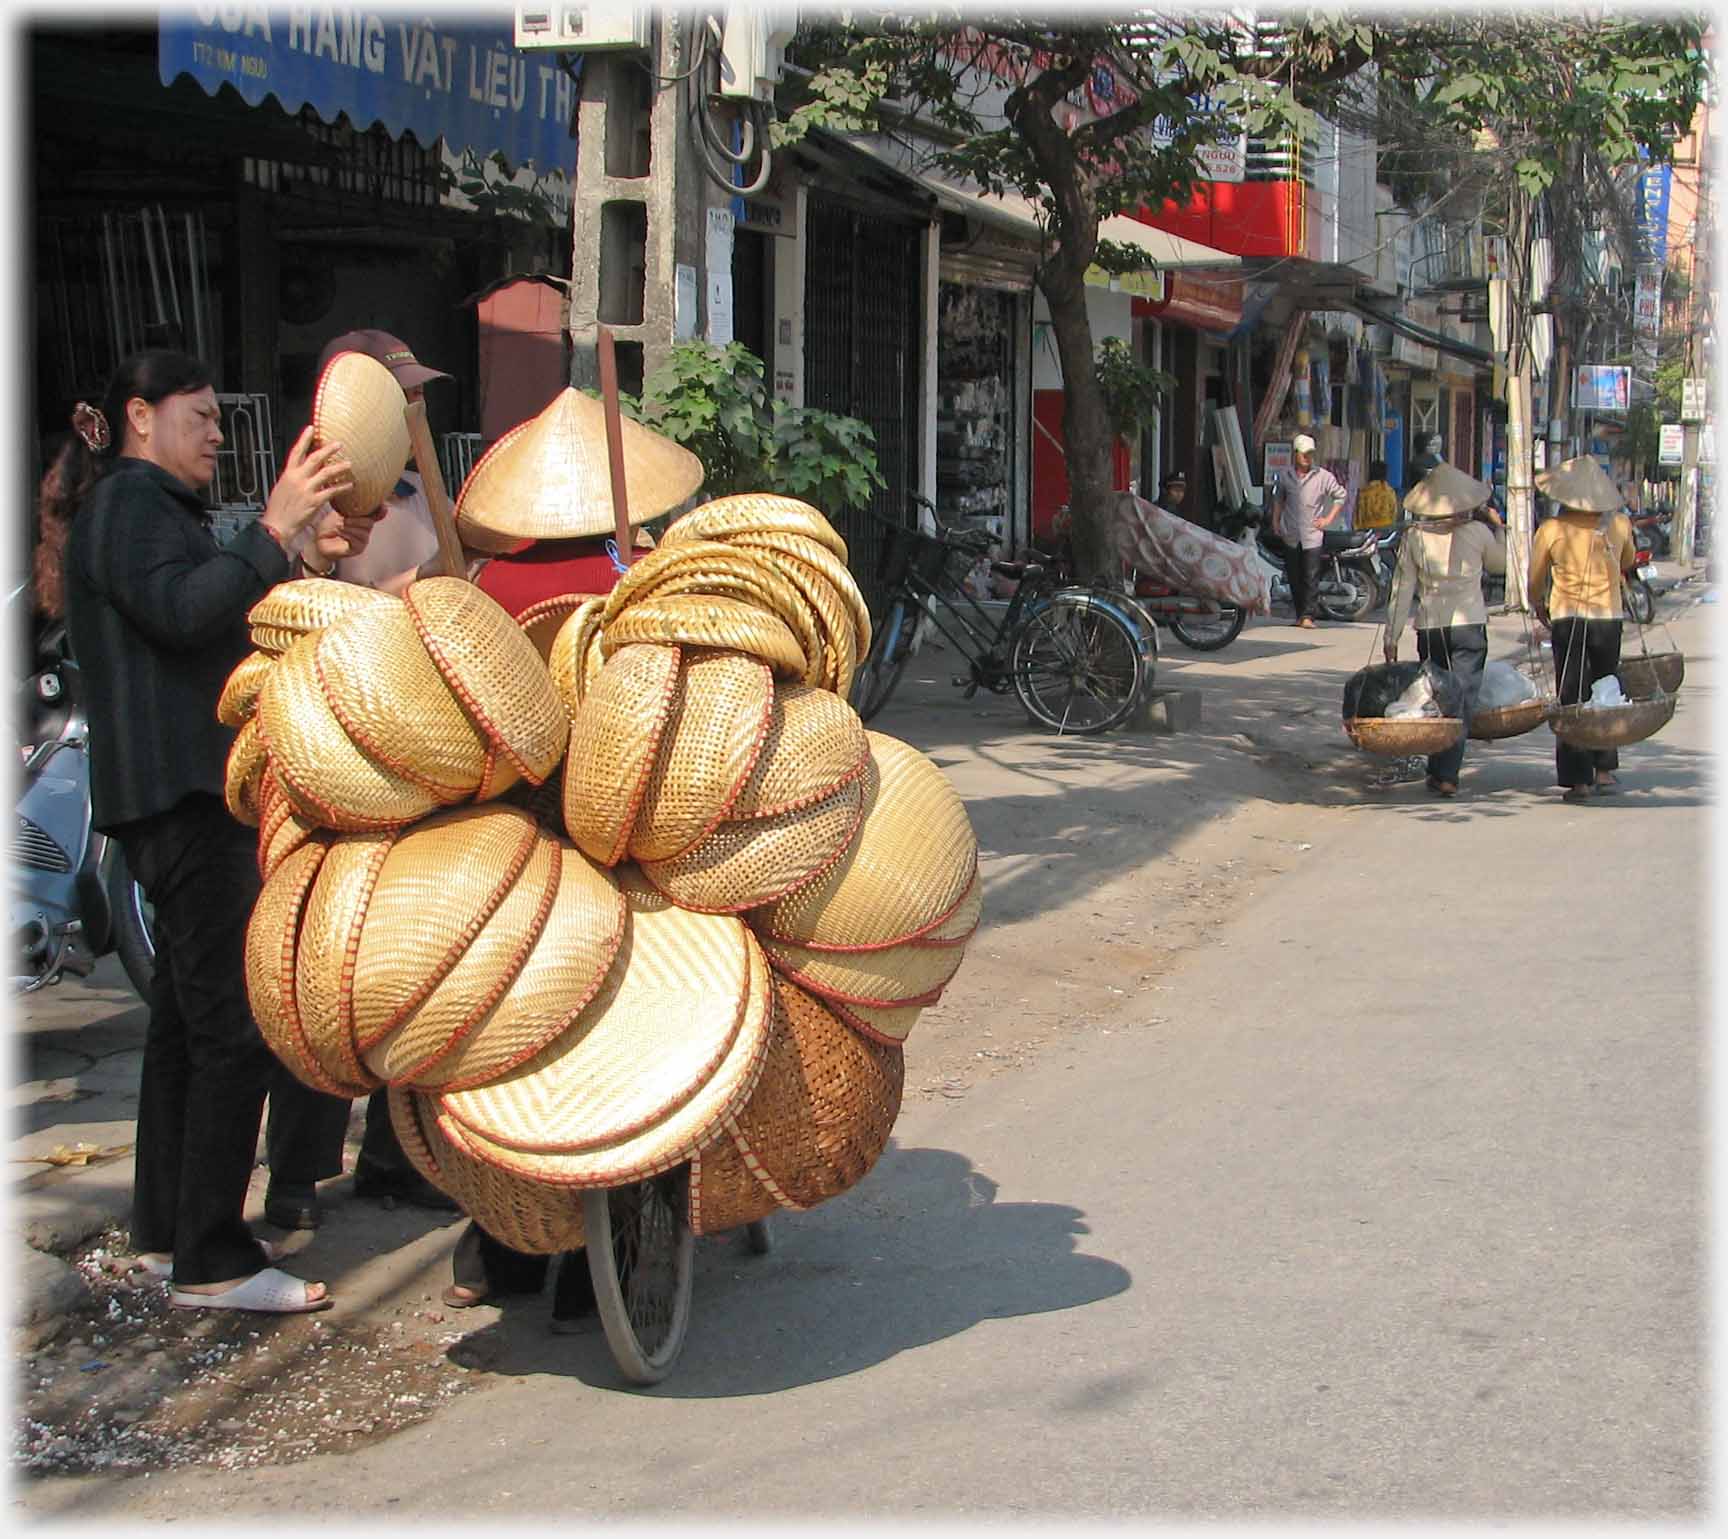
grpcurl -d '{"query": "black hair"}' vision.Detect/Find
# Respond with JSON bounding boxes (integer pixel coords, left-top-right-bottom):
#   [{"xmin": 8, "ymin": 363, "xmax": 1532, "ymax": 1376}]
[
  {"xmin": 1369, "ymin": 459, "xmax": 1388, "ymax": 480},
  {"xmin": 34, "ymin": 350, "xmax": 214, "ymax": 618}
]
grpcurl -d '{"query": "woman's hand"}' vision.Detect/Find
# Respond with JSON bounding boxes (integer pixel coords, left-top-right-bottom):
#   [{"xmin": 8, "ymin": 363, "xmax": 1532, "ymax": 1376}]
[
  {"xmin": 261, "ymin": 427, "xmax": 353, "ymax": 542},
  {"xmin": 304, "ymin": 506, "xmax": 379, "ymax": 572}
]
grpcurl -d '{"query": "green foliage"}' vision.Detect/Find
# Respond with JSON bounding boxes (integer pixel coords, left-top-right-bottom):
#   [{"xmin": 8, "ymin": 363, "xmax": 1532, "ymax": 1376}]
[
  {"xmin": 623, "ymin": 342, "xmax": 886, "ymax": 516},
  {"xmin": 1094, "ymin": 338, "xmax": 1175, "ymax": 445}
]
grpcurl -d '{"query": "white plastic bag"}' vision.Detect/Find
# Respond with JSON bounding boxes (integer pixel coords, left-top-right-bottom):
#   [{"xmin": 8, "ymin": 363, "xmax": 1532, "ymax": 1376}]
[
  {"xmin": 1477, "ymin": 661, "xmax": 1540, "ymax": 711},
  {"xmin": 1588, "ymin": 675, "xmax": 1627, "ymax": 709},
  {"xmin": 1385, "ymin": 672, "xmax": 1441, "ymax": 719}
]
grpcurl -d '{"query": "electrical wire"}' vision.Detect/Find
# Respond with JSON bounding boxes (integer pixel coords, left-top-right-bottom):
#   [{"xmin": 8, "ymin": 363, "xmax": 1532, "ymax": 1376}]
[{"xmin": 684, "ymin": 10, "xmax": 774, "ymax": 197}]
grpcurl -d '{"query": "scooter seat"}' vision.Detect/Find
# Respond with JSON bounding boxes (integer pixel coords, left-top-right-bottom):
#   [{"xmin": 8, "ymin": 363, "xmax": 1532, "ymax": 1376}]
[{"xmin": 1320, "ymin": 527, "xmax": 1371, "ymax": 554}]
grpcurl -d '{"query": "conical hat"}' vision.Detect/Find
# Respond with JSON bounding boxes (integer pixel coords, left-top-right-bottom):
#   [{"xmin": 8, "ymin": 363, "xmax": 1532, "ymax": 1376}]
[
  {"xmin": 453, "ymin": 388, "xmax": 705, "ymax": 550},
  {"xmin": 1403, "ymin": 463, "xmax": 1493, "ymax": 520},
  {"xmin": 1536, "ymin": 455, "xmax": 1623, "ymax": 514},
  {"xmin": 311, "ymin": 352, "xmax": 412, "ymax": 519}
]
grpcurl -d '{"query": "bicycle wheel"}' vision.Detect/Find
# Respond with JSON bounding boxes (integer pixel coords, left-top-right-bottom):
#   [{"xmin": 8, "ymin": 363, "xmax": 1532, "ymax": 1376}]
[
  {"xmin": 849, "ymin": 598, "xmax": 914, "ymax": 722},
  {"xmin": 1010, "ymin": 592, "xmax": 1143, "ymax": 735},
  {"xmin": 1170, "ymin": 603, "xmax": 1247, "ymax": 651},
  {"xmin": 1625, "ymin": 577, "xmax": 1655, "ymax": 626},
  {"xmin": 582, "ymin": 1169, "xmax": 695, "ymax": 1386}
]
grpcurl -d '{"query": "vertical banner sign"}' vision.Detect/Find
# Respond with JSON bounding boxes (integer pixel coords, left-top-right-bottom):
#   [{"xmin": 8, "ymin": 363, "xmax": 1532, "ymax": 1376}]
[
  {"xmin": 1681, "ymin": 378, "xmax": 1708, "ymax": 422},
  {"xmin": 1633, "ymin": 267, "xmax": 1663, "ymax": 336},
  {"xmin": 158, "ymin": 8, "xmax": 576, "ymax": 171},
  {"xmin": 1659, "ymin": 424, "xmax": 1685, "ymax": 464},
  {"xmin": 1637, "ymin": 163, "xmax": 1673, "ymax": 264}
]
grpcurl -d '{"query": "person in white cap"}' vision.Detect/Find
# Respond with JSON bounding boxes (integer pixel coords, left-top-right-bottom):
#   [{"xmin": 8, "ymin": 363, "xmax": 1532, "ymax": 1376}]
[
  {"xmin": 1382, "ymin": 463, "xmax": 1507, "ymax": 797},
  {"xmin": 1529, "ymin": 455, "xmax": 1640, "ymax": 802},
  {"xmin": 1268, "ymin": 432, "xmax": 1345, "ymax": 628}
]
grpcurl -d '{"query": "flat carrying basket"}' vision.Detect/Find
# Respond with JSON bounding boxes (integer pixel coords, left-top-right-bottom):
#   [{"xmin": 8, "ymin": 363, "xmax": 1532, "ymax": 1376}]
[
  {"xmin": 1618, "ymin": 650, "xmax": 1685, "ymax": 699},
  {"xmin": 1345, "ymin": 716, "xmax": 1464, "ymax": 756},
  {"xmin": 1550, "ymin": 694, "xmax": 1676, "ymax": 750},
  {"xmin": 1469, "ymin": 698, "xmax": 1553, "ymax": 742}
]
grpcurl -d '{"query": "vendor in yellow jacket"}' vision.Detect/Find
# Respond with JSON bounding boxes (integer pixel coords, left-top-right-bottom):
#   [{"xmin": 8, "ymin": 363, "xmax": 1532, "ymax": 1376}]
[
  {"xmin": 1528, "ymin": 455, "xmax": 1639, "ymax": 804},
  {"xmin": 1383, "ymin": 463, "xmax": 1506, "ymax": 797}
]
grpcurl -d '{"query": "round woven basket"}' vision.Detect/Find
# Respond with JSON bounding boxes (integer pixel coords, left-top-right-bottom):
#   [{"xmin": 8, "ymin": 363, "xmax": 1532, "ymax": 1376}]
[
  {"xmin": 1550, "ymin": 695, "xmax": 1676, "ymax": 750},
  {"xmin": 258, "ymin": 632, "xmax": 442, "ymax": 831},
  {"xmin": 292, "ymin": 831, "xmax": 396, "ymax": 1095},
  {"xmin": 224, "ymin": 716, "xmax": 269, "ymax": 827},
  {"xmin": 218, "ymin": 650, "xmax": 274, "ymax": 728},
  {"xmin": 547, "ymin": 598, "xmax": 607, "ymax": 711},
  {"xmin": 662, "ymin": 494, "xmax": 850, "ymax": 563},
  {"xmin": 312, "ymin": 351, "xmax": 412, "ymax": 519},
  {"xmin": 561, "ymin": 642, "xmax": 683, "ymax": 866},
  {"xmin": 346, "ymin": 805, "xmax": 546, "ymax": 1052},
  {"xmin": 827, "ymin": 996, "xmax": 926, "ymax": 1047},
  {"xmin": 258, "ymin": 798, "xmax": 320, "ymax": 884},
  {"xmin": 405, "ymin": 578, "xmax": 569, "ymax": 785},
  {"xmin": 687, "ymin": 978, "xmax": 903, "ymax": 1235},
  {"xmin": 315, "ymin": 602, "xmax": 491, "ymax": 799},
  {"xmin": 727, "ymin": 531, "xmax": 872, "ymax": 658},
  {"xmin": 248, "ymin": 577, "xmax": 393, "ymax": 641},
  {"xmin": 1344, "ymin": 716, "xmax": 1465, "ymax": 756},
  {"xmin": 1468, "ymin": 698, "xmax": 1552, "ymax": 742},
  {"xmin": 729, "ymin": 682, "xmax": 869, "ymax": 820},
  {"xmin": 391, "ymin": 1089, "xmax": 589, "ymax": 1255},
  {"xmin": 1618, "ymin": 651, "xmax": 1685, "ymax": 699},
  {"xmin": 436, "ymin": 885, "xmax": 774, "ymax": 1189},
  {"xmin": 638, "ymin": 775, "xmax": 865, "ymax": 915},
  {"xmin": 751, "ymin": 733, "xmax": 977, "ymax": 949},
  {"xmin": 761, "ymin": 932, "xmax": 965, "ymax": 1009},
  {"xmin": 603, "ymin": 594, "xmax": 809, "ymax": 680},
  {"xmin": 626, "ymin": 651, "xmax": 775, "ymax": 863}
]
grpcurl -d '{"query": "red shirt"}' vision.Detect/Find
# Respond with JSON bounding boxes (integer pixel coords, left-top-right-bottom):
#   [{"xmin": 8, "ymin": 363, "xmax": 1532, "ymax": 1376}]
[{"xmin": 475, "ymin": 537, "xmax": 625, "ymax": 618}]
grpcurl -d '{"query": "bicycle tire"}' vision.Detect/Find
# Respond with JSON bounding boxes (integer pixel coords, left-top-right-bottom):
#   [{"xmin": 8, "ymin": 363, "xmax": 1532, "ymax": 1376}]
[
  {"xmin": 1170, "ymin": 603, "xmax": 1247, "ymax": 652},
  {"xmin": 1320, "ymin": 566, "xmax": 1377, "ymax": 623},
  {"xmin": 1010, "ymin": 592, "xmax": 1143, "ymax": 735},
  {"xmin": 849, "ymin": 598, "xmax": 914, "ymax": 722},
  {"xmin": 582, "ymin": 1170, "xmax": 695, "ymax": 1386},
  {"xmin": 1625, "ymin": 576, "xmax": 1655, "ymax": 626}
]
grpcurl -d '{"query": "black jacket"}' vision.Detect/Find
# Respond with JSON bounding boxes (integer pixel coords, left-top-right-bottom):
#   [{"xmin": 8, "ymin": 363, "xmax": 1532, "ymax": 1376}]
[{"xmin": 64, "ymin": 457, "xmax": 292, "ymax": 832}]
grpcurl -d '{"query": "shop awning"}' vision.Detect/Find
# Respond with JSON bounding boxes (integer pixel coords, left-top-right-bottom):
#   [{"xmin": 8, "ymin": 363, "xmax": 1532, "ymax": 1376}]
[
  {"xmin": 1098, "ymin": 215, "xmax": 1244, "ymax": 274},
  {"xmin": 157, "ymin": 11, "xmax": 575, "ymax": 173}
]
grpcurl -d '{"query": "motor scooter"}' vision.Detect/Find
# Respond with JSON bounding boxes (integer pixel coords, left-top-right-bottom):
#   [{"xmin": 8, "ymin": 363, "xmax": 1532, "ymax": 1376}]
[
  {"xmin": 1221, "ymin": 509, "xmax": 1381, "ymax": 621},
  {"xmin": 13, "ymin": 588, "xmax": 155, "ymax": 997}
]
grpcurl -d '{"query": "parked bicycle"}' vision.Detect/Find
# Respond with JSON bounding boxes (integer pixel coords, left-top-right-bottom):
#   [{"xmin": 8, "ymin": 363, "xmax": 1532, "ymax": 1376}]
[{"xmin": 848, "ymin": 502, "xmax": 1156, "ymax": 735}]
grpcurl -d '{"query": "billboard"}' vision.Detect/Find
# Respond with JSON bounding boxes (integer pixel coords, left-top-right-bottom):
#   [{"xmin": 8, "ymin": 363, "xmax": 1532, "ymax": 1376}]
[{"xmin": 1574, "ymin": 366, "xmax": 1631, "ymax": 412}]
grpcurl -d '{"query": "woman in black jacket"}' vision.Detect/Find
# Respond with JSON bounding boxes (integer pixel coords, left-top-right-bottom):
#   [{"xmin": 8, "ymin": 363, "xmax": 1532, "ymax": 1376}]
[{"xmin": 45, "ymin": 350, "xmax": 358, "ymax": 1312}]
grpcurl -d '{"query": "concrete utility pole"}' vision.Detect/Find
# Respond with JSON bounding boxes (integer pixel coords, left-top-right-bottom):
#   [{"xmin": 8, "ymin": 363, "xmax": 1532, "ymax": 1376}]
[{"xmin": 1502, "ymin": 185, "xmax": 1536, "ymax": 612}]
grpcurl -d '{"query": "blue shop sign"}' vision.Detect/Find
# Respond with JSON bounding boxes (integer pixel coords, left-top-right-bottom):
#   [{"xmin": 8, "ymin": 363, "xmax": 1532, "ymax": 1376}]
[{"xmin": 159, "ymin": 6, "xmax": 576, "ymax": 173}]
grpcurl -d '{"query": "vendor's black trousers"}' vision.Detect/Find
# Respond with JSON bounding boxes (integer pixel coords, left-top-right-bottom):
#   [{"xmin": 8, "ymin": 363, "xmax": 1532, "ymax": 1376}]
[
  {"xmin": 1285, "ymin": 543, "xmax": 1323, "ymax": 621},
  {"xmin": 1416, "ymin": 623, "xmax": 1487, "ymax": 783},
  {"xmin": 1550, "ymin": 616, "xmax": 1623, "ymax": 787},
  {"xmin": 114, "ymin": 794, "xmax": 274, "ymax": 1285}
]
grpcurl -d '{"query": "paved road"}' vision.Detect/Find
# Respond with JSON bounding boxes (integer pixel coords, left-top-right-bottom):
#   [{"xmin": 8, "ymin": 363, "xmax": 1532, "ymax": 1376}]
[{"xmin": 19, "ymin": 601, "xmax": 1711, "ymax": 1521}]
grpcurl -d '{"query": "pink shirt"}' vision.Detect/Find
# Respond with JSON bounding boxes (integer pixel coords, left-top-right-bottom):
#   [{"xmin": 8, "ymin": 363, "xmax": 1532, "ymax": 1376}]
[{"xmin": 1272, "ymin": 466, "xmax": 1346, "ymax": 550}]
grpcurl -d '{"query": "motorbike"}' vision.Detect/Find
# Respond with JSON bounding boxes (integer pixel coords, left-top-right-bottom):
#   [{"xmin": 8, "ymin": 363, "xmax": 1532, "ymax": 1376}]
[
  {"xmin": 13, "ymin": 590, "xmax": 156, "ymax": 997},
  {"xmin": 1221, "ymin": 509, "xmax": 1381, "ymax": 622},
  {"xmin": 1630, "ymin": 509, "xmax": 1672, "ymax": 559},
  {"xmin": 1123, "ymin": 573, "xmax": 1247, "ymax": 651},
  {"xmin": 1625, "ymin": 548, "xmax": 1657, "ymax": 626}
]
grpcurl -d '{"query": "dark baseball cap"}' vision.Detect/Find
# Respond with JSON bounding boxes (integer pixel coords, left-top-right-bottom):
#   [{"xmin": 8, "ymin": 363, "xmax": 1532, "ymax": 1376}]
[{"xmin": 317, "ymin": 328, "xmax": 449, "ymax": 388}]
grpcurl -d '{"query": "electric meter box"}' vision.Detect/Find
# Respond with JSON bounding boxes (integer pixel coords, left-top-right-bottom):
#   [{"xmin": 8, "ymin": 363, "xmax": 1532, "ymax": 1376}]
[{"xmin": 515, "ymin": 5, "xmax": 649, "ymax": 51}]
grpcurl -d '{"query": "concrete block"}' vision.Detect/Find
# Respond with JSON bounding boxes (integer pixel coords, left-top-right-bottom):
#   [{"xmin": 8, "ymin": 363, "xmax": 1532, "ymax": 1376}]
[
  {"xmin": 15, "ymin": 1247, "xmax": 90, "ymax": 1349},
  {"xmin": 1126, "ymin": 688, "xmax": 1203, "ymax": 734}
]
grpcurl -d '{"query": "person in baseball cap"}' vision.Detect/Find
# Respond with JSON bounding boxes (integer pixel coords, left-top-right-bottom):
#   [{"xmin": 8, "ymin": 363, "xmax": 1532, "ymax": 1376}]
[
  {"xmin": 1269, "ymin": 432, "xmax": 1345, "ymax": 627},
  {"xmin": 317, "ymin": 328, "xmax": 451, "ymax": 391}
]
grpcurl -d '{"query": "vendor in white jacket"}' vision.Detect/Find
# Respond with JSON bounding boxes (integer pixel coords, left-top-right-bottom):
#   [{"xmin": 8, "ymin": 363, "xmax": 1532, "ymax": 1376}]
[{"xmin": 1382, "ymin": 463, "xmax": 1507, "ymax": 797}]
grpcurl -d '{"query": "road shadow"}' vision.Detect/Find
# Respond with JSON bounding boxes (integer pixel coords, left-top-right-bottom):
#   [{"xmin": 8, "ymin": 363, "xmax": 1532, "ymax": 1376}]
[{"xmin": 445, "ymin": 1142, "xmax": 1130, "ymax": 1397}]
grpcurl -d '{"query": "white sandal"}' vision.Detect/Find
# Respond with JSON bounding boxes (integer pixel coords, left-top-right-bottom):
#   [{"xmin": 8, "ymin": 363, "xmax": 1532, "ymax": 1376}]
[
  {"xmin": 132, "ymin": 1239, "xmax": 283, "ymax": 1281},
  {"xmin": 170, "ymin": 1266, "xmax": 331, "ymax": 1314}
]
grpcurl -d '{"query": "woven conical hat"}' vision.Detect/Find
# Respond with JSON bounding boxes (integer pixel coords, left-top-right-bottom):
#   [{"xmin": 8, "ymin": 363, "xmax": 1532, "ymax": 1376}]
[
  {"xmin": 250, "ymin": 576, "xmax": 392, "ymax": 641},
  {"xmin": 662, "ymin": 494, "xmax": 849, "ymax": 563},
  {"xmin": 293, "ymin": 830, "xmax": 396, "ymax": 1095},
  {"xmin": 750, "ymin": 733, "xmax": 977, "ymax": 948},
  {"xmin": 1536, "ymin": 454, "xmax": 1623, "ymax": 514},
  {"xmin": 392, "ymin": 1089, "xmax": 588, "ymax": 1255},
  {"xmin": 453, "ymin": 388, "xmax": 705, "ymax": 551},
  {"xmin": 638, "ymin": 775, "xmax": 865, "ymax": 915},
  {"xmin": 561, "ymin": 642, "xmax": 682, "ymax": 866},
  {"xmin": 312, "ymin": 351, "xmax": 412, "ymax": 519},
  {"xmin": 347, "ymin": 805, "xmax": 544, "ymax": 1052},
  {"xmin": 223, "ymin": 716, "xmax": 269, "ymax": 827},
  {"xmin": 626, "ymin": 650, "xmax": 776, "ymax": 863},
  {"xmin": 1403, "ymin": 462, "xmax": 1493, "ymax": 520},
  {"xmin": 404, "ymin": 577, "xmax": 569, "ymax": 784},
  {"xmin": 761, "ymin": 932, "xmax": 965, "ymax": 1008},
  {"xmin": 729, "ymin": 682, "xmax": 869, "ymax": 820},
  {"xmin": 437, "ymin": 876, "xmax": 772, "ymax": 1185},
  {"xmin": 603, "ymin": 593, "xmax": 808, "ymax": 679},
  {"xmin": 827, "ymin": 996, "xmax": 926, "ymax": 1046},
  {"xmin": 218, "ymin": 650, "xmax": 274, "ymax": 728},
  {"xmin": 315, "ymin": 600, "xmax": 490, "ymax": 799},
  {"xmin": 398, "ymin": 840, "xmax": 628, "ymax": 1093},
  {"xmin": 258, "ymin": 632, "xmax": 441, "ymax": 831}
]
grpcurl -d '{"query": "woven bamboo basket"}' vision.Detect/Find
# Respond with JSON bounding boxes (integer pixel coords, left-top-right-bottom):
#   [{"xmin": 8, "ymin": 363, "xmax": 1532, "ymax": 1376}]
[
  {"xmin": 312, "ymin": 352, "xmax": 411, "ymax": 519},
  {"xmin": 729, "ymin": 683, "xmax": 869, "ymax": 820},
  {"xmin": 217, "ymin": 650, "xmax": 274, "ymax": 728},
  {"xmin": 1468, "ymin": 699, "xmax": 1552, "ymax": 742},
  {"xmin": 1618, "ymin": 651, "xmax": 1685, "ymax": 699},
  {"xmin": 1344, "ymin": 716, "xmax": 1465, "ymax": 756},
  {"xmin": 603, "ymin": 594, "xmax": 809, "ymax": 679},
  {"xmin": 1550, "ymin": 695, "xmax": 1676, "ymax": 750},
  {"xmin": 662, "ymin": 493, "xmax": 850, "ymax": 563},
  {"xmin": 561, "ymin": 642, "xmax": 683, "ymax": 866}
]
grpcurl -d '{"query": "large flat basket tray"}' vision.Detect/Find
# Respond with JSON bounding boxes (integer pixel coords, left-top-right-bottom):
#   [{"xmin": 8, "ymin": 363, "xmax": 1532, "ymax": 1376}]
[
  {"xmin": 1617, "ymin": 651, "xmax": 1684, "ymax": 699},
  {"xmin": 1550, "ymin": 696, "xmax": 1675, "ymax": 750},
  {"xmin": 1345, "ymin": 716, "xmax": 1464, "ymax": 756},
  {"xmin": 1469, "ymin": 699, "xmax": 1552, "ymax": 741}
]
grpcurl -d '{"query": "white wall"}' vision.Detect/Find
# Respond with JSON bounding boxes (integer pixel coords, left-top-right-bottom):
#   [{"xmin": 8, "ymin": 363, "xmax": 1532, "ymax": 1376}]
[{"xmin": 1030, "ymin": 287, "xmax": 1133, "ymax": 388}]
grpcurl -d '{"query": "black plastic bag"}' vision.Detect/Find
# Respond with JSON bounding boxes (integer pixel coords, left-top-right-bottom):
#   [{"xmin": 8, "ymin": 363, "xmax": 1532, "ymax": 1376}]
[{"xmin": 1342, "ymin": 660, "xmax": 1465, "ymax": 720}]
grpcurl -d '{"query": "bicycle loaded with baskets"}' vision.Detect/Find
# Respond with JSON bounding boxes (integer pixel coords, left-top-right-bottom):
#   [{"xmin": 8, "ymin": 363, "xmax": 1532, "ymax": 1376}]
[{"xmin": 849, "ymin": 499, "xmax": 1158, "ymax": 734}]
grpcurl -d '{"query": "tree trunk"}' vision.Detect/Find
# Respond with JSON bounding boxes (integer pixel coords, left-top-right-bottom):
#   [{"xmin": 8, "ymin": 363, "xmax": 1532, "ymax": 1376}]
[{"xmin": 1040, "ymin": 272, "xmax": 1118, "ymax": 584}]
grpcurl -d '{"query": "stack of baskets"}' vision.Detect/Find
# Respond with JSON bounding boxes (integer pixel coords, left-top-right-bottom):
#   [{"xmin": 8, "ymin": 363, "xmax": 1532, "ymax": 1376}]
[{"xmin": 224, "ymin": 492, "xmax": 979, "ymax": 1247}]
